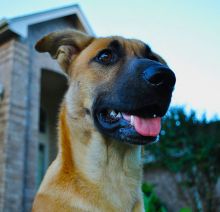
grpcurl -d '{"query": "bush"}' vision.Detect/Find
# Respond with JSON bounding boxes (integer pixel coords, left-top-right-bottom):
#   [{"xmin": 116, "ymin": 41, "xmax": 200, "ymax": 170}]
[
  {"xmin": 146, "ymin": 107, "xmax": 220, "ymax": 211},
  {"xmin": 142, "ymin": 183, "xmax": 167, "ymax": 212}
]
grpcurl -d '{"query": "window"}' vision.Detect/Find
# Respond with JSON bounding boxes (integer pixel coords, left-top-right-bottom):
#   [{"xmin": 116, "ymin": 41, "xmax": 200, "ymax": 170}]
[
  {"xmin": 37, "ymin": 143, "xmax": 45, "ymax": 186},
  {"xmin": 39, "ymin": 107, "xmax": 47, "ymax": 133}
]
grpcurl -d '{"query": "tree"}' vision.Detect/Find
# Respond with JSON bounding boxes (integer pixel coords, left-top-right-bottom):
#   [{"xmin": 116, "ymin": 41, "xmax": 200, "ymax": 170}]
[{"xmin": 146, "ymin": 107, "xmax": 220, "ymax": 212}]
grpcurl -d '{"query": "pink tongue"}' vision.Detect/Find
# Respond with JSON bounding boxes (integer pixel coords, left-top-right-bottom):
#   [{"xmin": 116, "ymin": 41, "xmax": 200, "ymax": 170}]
[{"xmin": 133, "ymin": 116, "xmax": 161, "ymax": 137}]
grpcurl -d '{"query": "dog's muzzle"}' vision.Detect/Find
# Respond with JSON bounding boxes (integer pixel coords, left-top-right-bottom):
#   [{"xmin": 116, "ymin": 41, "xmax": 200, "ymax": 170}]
[{"xmin": 93, "ymin": 58, "xmax": 176, "ymax": 145}]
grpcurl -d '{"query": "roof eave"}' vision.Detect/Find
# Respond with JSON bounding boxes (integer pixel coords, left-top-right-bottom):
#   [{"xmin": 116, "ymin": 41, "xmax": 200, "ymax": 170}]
[
  {"xmin": 5, "ymin": 4, "xmax": 94, "ymax": 38},
  {"xmin": 0, "ymin": 25, "xmax": 20, "ymax": 44}
]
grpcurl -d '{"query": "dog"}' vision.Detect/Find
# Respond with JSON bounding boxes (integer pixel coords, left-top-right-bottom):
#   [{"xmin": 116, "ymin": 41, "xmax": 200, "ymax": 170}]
[{"xmin": 32, "ymin": 30, "xmax": 176, "ymax": 211}]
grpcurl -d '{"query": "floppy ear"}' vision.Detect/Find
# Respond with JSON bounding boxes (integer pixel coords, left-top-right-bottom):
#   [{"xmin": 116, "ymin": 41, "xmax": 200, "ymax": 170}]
[{"xmin": 35, "ymin": 30, "xmax": 94, "ymax": 73}]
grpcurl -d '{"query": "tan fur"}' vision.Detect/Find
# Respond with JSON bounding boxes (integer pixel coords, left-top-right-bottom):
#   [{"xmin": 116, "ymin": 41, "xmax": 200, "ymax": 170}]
[{"xmin": 32, "ymin": 30, "xmax": 165, "ymax": 211}]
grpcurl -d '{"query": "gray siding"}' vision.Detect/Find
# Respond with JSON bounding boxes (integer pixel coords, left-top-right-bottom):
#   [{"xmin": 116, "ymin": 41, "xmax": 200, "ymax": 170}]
[
  {"xmin": 0, "ymin": 40, "xmax": 14, "ymax": 212},
  {"xmin": 0, "ymin": 15, "xmax": 79, "ymax": 212},
  {"xmin": 23, "ymin": 16, "xmax": 76, "ymax": 212},
  {"xmin": 0, "ymin": 40, "xmax": 29, "ymax": 212}
]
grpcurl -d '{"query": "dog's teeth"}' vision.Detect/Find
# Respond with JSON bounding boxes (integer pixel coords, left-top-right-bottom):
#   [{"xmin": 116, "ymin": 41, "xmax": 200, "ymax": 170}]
[
  {"xmin": 109, "ymin": 110, "xmax": 117, "ymax": 117},
  {"xmin": 109, "ymin": 110, "xmax": 121, "ymax": 119},
  {"xmin": 153, "ymin": 114, "xmax": 157, "ymax": 118},
  {"xmin": 130, "ymin": 115, "xmax": 134, "ymax": 125},
  {"xmin": 116, "ymin": 112, "xmax": 122, "ymax": 118}
]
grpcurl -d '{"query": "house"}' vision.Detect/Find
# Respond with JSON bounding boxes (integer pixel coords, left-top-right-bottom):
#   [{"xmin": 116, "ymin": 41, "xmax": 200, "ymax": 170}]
[{"xmin": 0, "ymin": 5, "xmax": 93, "ymax": 212}]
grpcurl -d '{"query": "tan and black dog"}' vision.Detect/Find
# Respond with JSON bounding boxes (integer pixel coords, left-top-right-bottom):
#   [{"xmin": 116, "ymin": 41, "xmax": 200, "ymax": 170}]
[{"xmin": 32, "ymin": 30, "xmax": 176, "ymax": 212}]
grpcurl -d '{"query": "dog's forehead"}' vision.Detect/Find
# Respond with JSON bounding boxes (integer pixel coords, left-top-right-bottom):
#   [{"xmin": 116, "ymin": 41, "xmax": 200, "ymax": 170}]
[{"xmin": 85, "ymin": 36, "xmax": 146, "ymax": 56}]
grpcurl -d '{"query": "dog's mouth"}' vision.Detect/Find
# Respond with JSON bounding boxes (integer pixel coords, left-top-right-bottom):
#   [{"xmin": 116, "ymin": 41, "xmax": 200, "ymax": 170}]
[
  {"xmin": 94, "ymin": 104, "xmax": 165, "ymax": 145},
  {"xmin": 99, "ymin": 110, "xmax": 161, "ymax": 137}
]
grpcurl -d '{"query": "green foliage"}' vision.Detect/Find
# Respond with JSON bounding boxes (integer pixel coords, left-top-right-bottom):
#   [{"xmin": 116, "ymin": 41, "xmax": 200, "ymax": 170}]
[
  {"xmin": 179, "ymin": 208, "xmax": 192, "ymax": 212},
  {"xmin": 145, "ymin": 107, "xmax": 220, "ymax": 211},
  {"xmin": 142, "ymin": 183, "xmax": 167, "ymax": 212}
]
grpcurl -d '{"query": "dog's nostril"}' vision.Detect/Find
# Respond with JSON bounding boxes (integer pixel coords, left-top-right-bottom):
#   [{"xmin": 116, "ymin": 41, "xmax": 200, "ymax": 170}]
[{"xmin": 148, "ymin": 72, "xmax": 166, "ymax": 86}]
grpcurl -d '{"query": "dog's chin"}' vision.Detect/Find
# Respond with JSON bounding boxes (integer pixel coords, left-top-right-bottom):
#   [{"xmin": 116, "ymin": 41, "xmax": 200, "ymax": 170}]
[{"xmin": 93, "ymin": 108, "xmax": 161, "ymax": 145}]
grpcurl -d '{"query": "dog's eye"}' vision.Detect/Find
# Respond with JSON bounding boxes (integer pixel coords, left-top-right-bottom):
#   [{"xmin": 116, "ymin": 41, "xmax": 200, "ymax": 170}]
[{"xmin": 95, "ymin": 49, "xmax": 115, "ymax": 65}]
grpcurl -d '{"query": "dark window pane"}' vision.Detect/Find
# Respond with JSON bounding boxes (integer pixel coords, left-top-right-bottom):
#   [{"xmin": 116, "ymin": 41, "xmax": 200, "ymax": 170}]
[
  {"xmin": 37, "ymin": 143, "xmax": 45, "ymax": 186},
  {"xmin": 39, "ymin": 107, "xmax": 47, "ymax": 133}
]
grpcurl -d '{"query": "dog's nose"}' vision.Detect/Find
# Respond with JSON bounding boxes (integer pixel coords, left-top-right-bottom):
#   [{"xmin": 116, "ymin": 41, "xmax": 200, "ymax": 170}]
[{"xmin": 143, "ymin": 65, "xmax": 176, "ymax": 89}]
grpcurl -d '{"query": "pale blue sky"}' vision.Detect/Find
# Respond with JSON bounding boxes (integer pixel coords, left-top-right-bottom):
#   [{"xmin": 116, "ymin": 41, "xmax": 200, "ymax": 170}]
[{"xmin": 1, "ymin": 0, "xmax": 220, "ymax": 119}]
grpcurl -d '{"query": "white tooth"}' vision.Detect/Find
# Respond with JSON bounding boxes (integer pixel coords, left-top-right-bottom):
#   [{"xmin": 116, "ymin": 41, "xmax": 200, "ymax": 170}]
[
  {"xmin": 153, "ymin": 114, "xmax": 157, "ymax": 118},
  {"xmin": 116, "ymin": 112, "xmax": 122, "ymax": 118},
  {"xmin": 110, "ymin": 110, "xmax": 117, "ymax": 118},
  {"xmin": 130, "ymin": 115, "xmax": 134, "ymax": 125},
  {"xmin": 109, "ymin": 110, "xmax": 121, "ymax": 119}
]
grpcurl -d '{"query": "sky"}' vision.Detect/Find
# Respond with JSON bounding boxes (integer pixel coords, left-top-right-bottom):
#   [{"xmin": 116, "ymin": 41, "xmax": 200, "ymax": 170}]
[{"xmin": 0, "ymin": 0, "xmax": 220, "ymax": 119}]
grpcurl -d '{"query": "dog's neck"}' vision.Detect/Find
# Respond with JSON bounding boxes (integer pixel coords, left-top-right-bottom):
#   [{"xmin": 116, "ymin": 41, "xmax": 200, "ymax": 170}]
[
  {"xmin": 57, "ymin": 104, "xmax": 143, "ymax": 207},
  {"xmin": 58, "ymin": 104, "xmax": 143, "ymax": 181}
]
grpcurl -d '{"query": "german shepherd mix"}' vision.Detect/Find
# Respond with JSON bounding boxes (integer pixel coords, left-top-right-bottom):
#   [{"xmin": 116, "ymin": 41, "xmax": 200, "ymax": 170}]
[{"xmin": 32, "ymin": 30, "xmax": 176, "ymax": 211}]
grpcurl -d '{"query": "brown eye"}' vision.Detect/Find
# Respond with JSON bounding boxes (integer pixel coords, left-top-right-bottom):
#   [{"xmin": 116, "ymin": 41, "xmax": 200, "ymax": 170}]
[{"xmin": 95, "ymin": 49, "xmax": 115, "ymax": 65}]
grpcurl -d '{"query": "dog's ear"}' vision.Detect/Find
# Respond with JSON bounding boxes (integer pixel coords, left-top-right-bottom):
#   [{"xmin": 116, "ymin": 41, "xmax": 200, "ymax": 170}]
[{"xmin": 35, "ymin": 30, "xmax": 94, "ymax": 73}]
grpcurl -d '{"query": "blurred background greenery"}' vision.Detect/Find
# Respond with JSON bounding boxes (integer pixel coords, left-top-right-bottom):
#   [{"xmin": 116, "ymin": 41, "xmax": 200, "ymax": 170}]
[{"xmin": 143, "ymin": 107, "xmax": 220, "ymax": 211}]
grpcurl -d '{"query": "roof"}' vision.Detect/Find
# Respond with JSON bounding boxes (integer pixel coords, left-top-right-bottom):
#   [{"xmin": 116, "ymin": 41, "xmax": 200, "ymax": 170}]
[{"xmin": 0, "ymin": 4, "xmax": 94, "ymax": 40}]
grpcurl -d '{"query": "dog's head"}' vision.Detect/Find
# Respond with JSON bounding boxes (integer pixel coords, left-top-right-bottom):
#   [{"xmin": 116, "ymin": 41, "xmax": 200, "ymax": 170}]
[{"xmin": 35, "ymin": 30, "xmax": 176, "ymax": 145}]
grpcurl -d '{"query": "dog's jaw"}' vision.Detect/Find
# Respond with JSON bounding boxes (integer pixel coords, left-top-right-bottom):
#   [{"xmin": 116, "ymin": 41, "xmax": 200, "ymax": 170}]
[{"xmin": 56, "ymin": 103, "xmax": 144, "ymax": 211}]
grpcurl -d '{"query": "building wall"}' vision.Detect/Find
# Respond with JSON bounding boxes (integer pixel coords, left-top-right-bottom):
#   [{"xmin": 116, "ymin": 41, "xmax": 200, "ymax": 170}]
[
  {"xmin": 143, "ymin": 167, "xmax": 193, "ymax": 212},
  {"xmin": 23, "ymin": 16, "xmax": 79, "ymax": 211},
  {"xmin": 144, "ymin": 167, "xmax": 220, "ymax": 211},
  {"xmin": 0, "ymin": 13, "xmax": 90, "ymax": 211},
  {"xmin": 0, "ymin": 40, "xmax": 13, "ymax": 212},
  {"xmin": 0, "ymin": 39, "xmax": 29, "ymax": 212}
]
